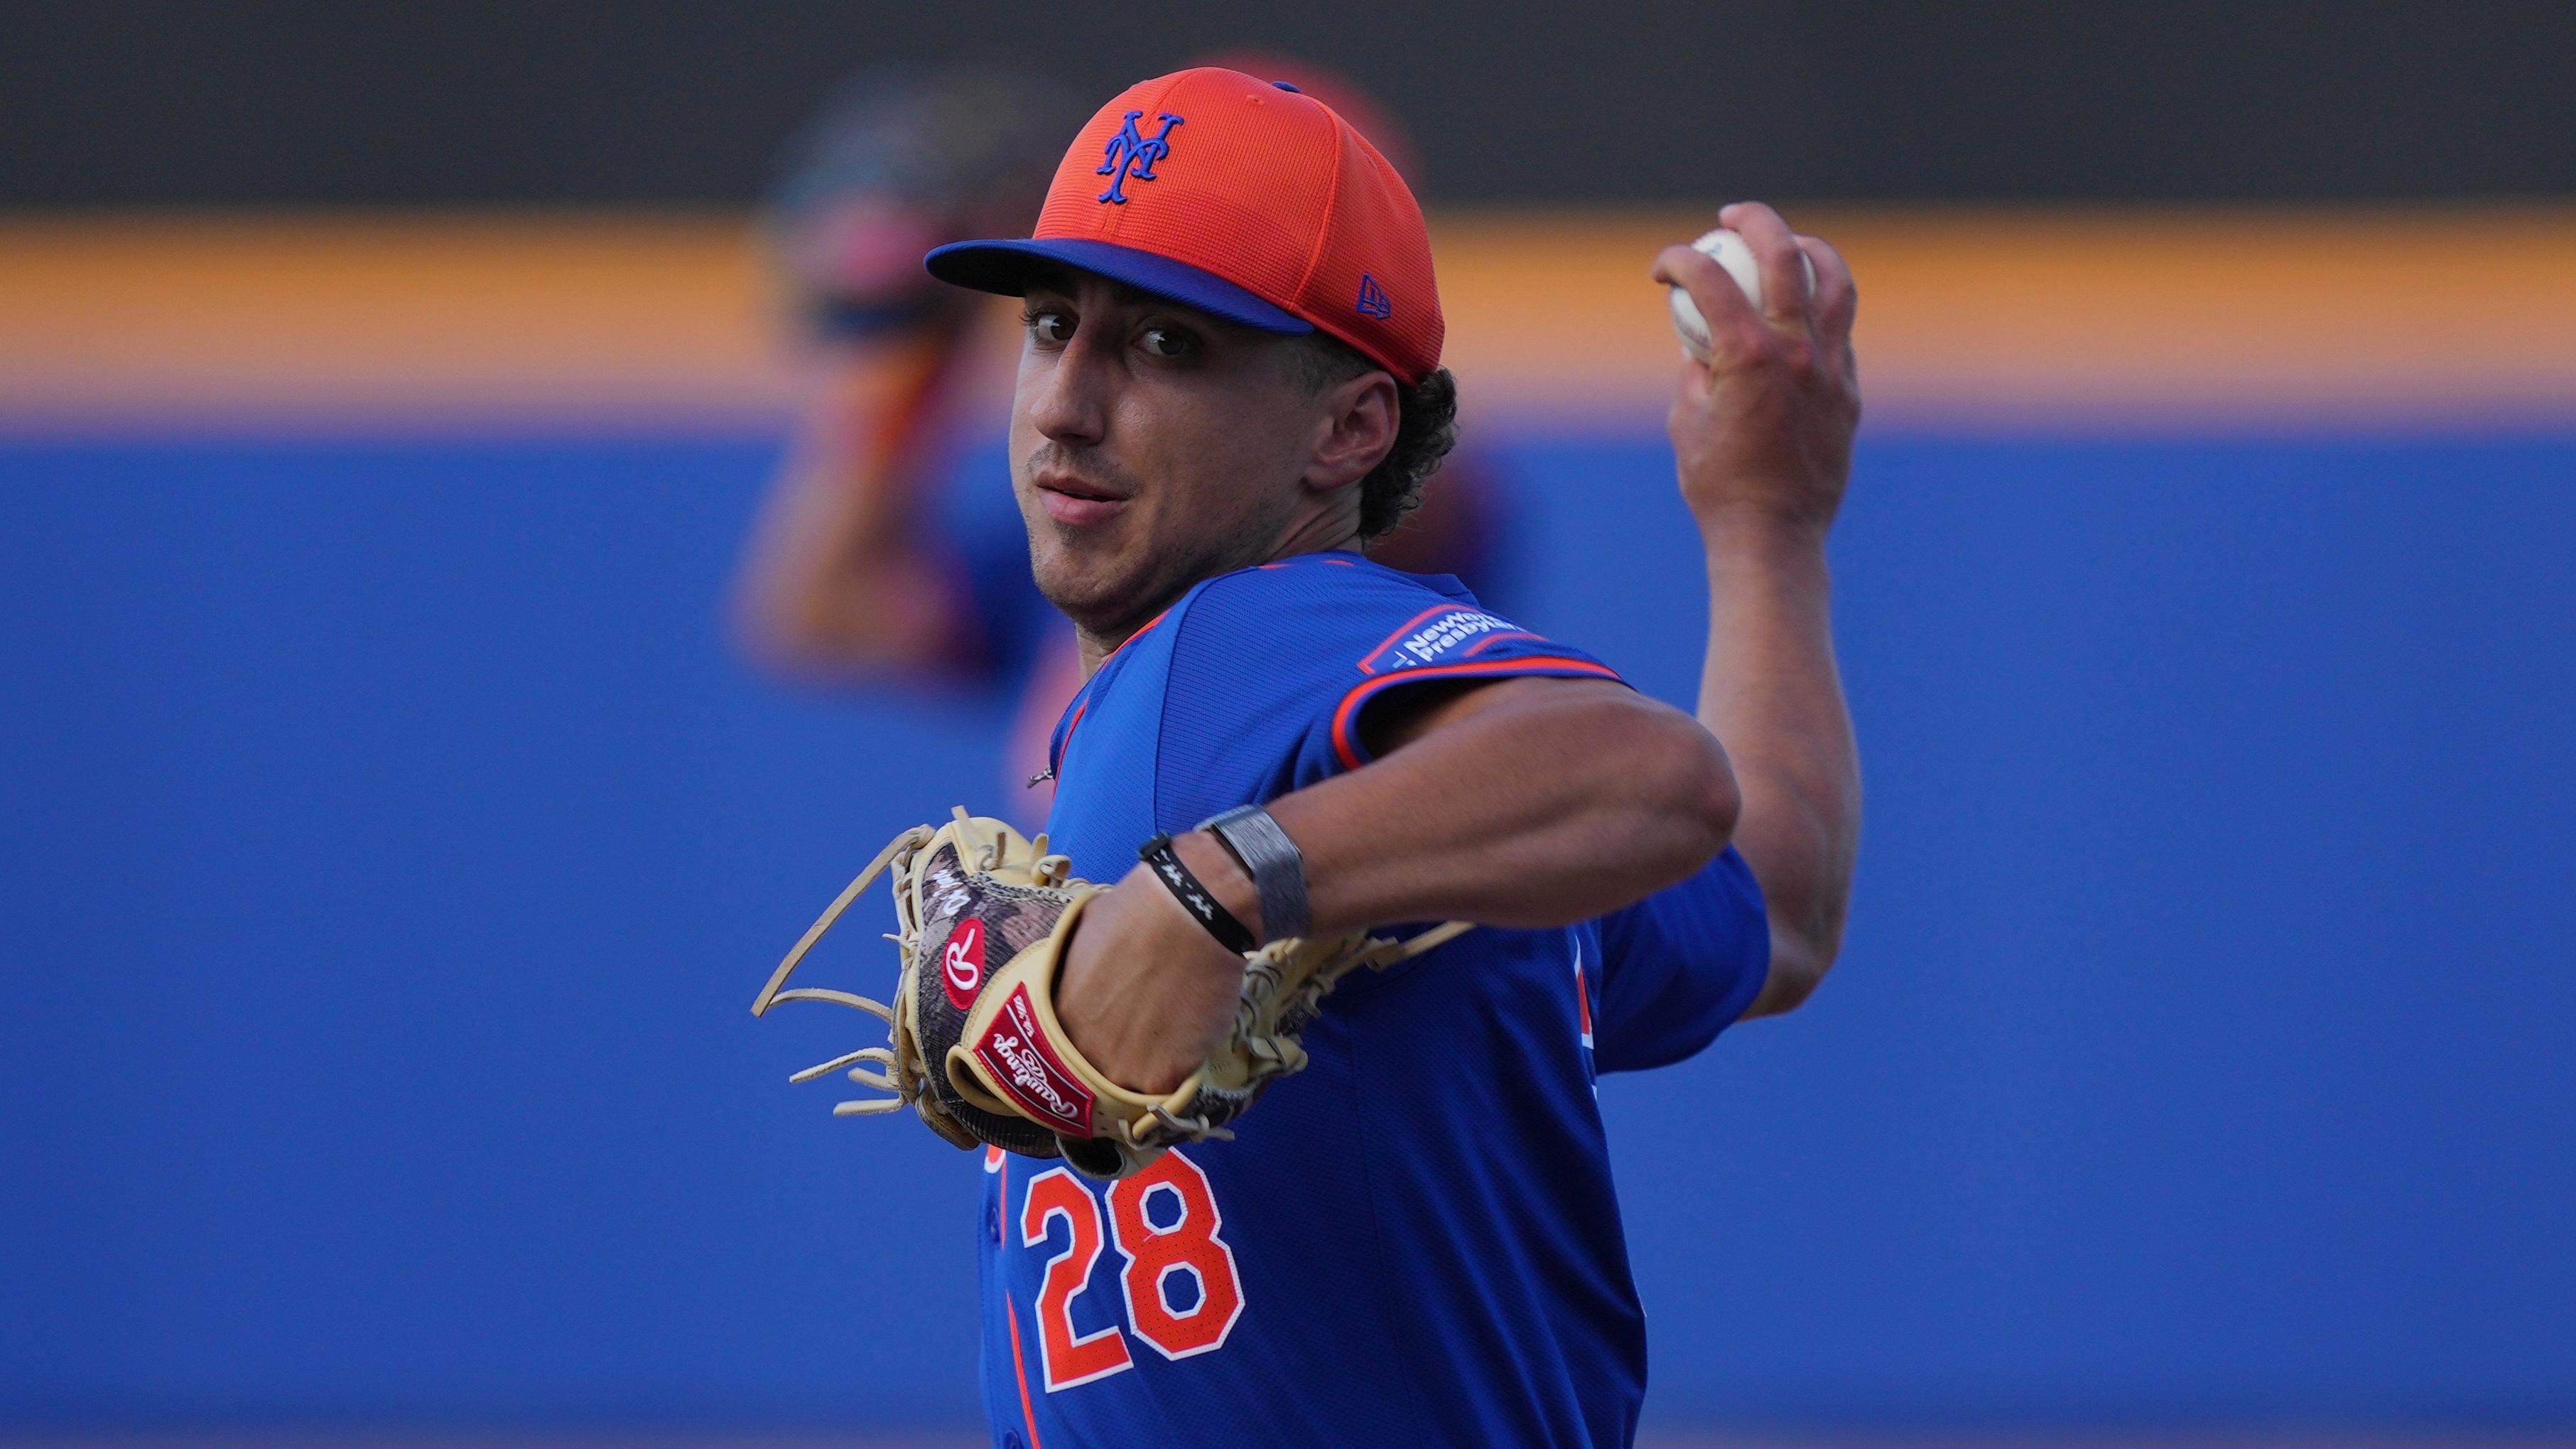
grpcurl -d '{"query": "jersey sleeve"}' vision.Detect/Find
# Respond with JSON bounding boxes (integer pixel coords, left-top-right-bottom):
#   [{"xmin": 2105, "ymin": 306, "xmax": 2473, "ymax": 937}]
[
  {"xmin": 1591, "ymin": 845, "xmax": 1771, "ymax": 1072},
  {"xmin": 1149, "ymin": 556, "xmax": 1626, "ymax": 829}
]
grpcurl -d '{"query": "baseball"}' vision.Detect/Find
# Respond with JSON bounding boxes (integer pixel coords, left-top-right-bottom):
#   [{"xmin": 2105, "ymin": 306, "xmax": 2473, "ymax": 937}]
[{"xmin": 1668, "ymin": 227, "xmax": 1817, "ymax": 363}]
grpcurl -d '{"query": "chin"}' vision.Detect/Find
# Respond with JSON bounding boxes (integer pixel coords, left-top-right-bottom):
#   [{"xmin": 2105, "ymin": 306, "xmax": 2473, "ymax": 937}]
[
  {"xmin": 1028, "ymin": 538, "xmax": 1136, "ymax": 627},
  {"xmin": 1036, "ymin": 540, "xmax": 1215, "ymax": 646}
]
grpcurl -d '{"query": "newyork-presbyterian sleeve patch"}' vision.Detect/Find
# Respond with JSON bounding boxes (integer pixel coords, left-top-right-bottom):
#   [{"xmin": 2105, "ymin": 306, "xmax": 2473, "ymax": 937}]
[{"xmin": 1358, "ymin": 603, "xmax": 1546, "ymax": 674}]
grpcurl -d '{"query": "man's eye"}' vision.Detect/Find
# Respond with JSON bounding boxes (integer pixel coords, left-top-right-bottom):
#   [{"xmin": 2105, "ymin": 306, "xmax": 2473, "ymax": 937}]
[
  {"xmin": 1138, "ymin": 327, "xmax": 1195, "ymax": 359},
  {"xmin": 1027, "ymin": 310, "xmax": 1073, "ymax": 344}
]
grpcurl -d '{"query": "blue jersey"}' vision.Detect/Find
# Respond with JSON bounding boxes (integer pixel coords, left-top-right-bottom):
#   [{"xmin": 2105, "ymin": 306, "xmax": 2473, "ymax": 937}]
[{"xmin": 975, "ymin": 551, "xmax": 1768, "ymax": 1449}]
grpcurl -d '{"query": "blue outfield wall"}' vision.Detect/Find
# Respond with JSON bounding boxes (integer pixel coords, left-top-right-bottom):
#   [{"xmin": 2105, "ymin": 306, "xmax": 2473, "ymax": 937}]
[{"xmin": 1, "ymin": 431, "xmax": 2571, "ymax": 1429}]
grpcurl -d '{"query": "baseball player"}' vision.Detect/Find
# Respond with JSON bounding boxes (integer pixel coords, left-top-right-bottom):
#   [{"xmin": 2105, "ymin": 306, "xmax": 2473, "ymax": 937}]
[{"xmin": 783, "ymin": 66, "xmax": 1861, "ymax": 1447}]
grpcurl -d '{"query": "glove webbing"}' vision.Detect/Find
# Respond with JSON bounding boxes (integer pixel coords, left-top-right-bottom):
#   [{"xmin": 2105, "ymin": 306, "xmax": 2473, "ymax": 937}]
[{"xmin": 750, "ymin": 812, "xmax": 1073, "ymax": 1118}]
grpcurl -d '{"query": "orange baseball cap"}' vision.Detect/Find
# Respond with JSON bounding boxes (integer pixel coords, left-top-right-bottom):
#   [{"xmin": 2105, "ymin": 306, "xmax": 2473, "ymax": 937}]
[{"xmin": 926, "ymin": 67, "xmax": 1444, "ymax": 384}]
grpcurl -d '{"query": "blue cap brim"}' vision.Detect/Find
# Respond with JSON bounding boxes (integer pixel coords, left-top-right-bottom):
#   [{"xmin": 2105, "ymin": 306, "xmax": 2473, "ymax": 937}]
[{"xmin": 925, "ymin": 238, "xmax": 1314, "ymax": 335}]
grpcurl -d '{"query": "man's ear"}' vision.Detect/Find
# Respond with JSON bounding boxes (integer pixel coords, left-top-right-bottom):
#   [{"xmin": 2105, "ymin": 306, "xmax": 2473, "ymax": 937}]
[{"xmin": 1304, "ymin": 370, "xmax": 1400, "ymax": 495}]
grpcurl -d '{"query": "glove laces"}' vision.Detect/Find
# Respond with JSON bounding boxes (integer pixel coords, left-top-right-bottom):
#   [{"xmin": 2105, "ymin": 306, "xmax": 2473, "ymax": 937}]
[{"xmin": 750, "ymin": 810, "xmax": 1070, "ymax": 1119}]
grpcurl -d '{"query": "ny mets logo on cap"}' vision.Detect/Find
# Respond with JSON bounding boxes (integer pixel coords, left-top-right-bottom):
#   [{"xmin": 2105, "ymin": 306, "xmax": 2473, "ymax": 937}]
[{"xmin": 1095, "ymin": 110, "xmax": 1183, "ymax": 204}]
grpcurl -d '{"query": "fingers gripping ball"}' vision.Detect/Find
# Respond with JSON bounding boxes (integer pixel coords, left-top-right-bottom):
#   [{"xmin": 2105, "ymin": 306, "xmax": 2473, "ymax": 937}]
[
  {"xmin": 752, "ymin": 806, "xmax": 1474, "ymax": 1182},
  {"xmin": 1667, "ymin": 227, "xmax": 1820, "ymax": 363}
]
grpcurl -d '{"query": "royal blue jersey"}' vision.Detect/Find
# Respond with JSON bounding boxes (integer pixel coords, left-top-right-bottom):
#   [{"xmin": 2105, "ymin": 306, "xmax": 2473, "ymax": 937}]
[{"xmin": 975, "ymin": 551, "xmax": 1768, "ymax": 1449}]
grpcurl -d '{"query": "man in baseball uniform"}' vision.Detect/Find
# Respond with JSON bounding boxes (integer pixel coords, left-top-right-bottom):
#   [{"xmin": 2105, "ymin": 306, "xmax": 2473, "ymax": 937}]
[{"xmin": 906, "ymin": 66, "xmax": 1859, "ymax": 1447}]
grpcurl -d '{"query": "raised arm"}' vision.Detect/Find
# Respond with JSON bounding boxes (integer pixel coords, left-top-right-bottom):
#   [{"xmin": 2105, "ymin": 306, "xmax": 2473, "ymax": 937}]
[
  {"xmin": 730, "ymin": 333, "xmax": 984, "ymax": 679},
  {"xmin": 1653, "ymin": 202, "xmax": 1863, "ymax": 1018}
]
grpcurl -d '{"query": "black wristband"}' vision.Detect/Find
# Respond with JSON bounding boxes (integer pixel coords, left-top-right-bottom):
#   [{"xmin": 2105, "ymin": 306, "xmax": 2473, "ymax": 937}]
[{"xmin": 1138, "ymin": 834, "xmax": 1259, "ymax": 954}]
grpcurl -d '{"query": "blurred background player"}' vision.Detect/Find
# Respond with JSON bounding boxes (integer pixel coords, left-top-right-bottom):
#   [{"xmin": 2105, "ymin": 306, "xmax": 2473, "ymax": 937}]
[{"xmin": 731, "ymin": 60, "xmax": 1505, "ymax": 823}]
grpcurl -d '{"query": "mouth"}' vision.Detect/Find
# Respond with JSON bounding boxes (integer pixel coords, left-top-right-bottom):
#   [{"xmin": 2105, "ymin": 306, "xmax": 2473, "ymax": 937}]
[{"xmin": 1032, "ymin": 470, "xmax": 1132, "ymax": 528}]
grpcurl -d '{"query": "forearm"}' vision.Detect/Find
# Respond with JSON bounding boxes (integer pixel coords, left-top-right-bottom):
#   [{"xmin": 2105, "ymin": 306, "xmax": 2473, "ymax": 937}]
[
  {"xmin": 1696, "ymin": 517, "xmax": 1861, "ymax": 1000},
  {"xmin": 731, "ymin": 340, "xmax": 977, "ymax": 674},
  {"xmin": 1650, "ymin": 202, "xmax": 1865, "ymax": 1011},
  {"xmin": 737, "ymin": 469, "xmax": 963, "ymax": 669},
  {"xmin": 1170, "ymin": 680, "xmax": 1739, "ymax": 939}
]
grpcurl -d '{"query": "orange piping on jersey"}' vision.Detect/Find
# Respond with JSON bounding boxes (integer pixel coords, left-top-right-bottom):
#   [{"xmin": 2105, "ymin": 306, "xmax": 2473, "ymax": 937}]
[
  {"xmin": 1330, "ymin": 656, "xmax": 1623, "ymax": 770},
  {"xmin": 1113, "ymin": 606, "xmax": 1173, "ymax": 659},
  {"xmin": 1049, "ymin": 699, "xmax": 1090, "ymax": 782},
  {"xmin": 1048, "ymin": 605, "xmax": 1175, "ymax": 780},
  {"xmin": 1001, "ymin": 1153, "xmax": 1042, "ymax": 1448},
  {"xmin": 1007, "ymin": 1298, "xmax": 1044, "ymax": 1449},
  {"xmin": 1461, "ymin": 630, "xmax": 1547, "ymax": 657},
  {"xmin": 1574, "ymin": 950, "xmax": 1596, "ymax": 1047}
]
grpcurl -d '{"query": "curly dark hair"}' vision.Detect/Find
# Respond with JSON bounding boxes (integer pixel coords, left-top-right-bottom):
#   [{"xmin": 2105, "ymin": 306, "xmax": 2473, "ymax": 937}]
[{"xmin": 1289, "ymin": 333, "xmax": 1460, "ymax": 544}]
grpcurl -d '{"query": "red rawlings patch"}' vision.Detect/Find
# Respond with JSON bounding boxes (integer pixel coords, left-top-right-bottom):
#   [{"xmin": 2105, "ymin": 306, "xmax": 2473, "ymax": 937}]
[
  {"xmin": 970, "ymin": 984, "xmax": 1095, "ymax": 1137},
  {"xmin": 940, "ymin": 917, "xmax": 986, "ymax": 1011}
]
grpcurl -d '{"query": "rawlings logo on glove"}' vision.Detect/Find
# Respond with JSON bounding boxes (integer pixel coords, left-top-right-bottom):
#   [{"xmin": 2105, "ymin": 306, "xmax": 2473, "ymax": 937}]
[
  {"xmin": 753, "ymin": 807, "xmax": 1468, "ymax": 1180},
  {"xmin": 939, "ymin": 918, "xmax": 985, "ymax": 1007},
  {"xmin": 971, "ymin": 985, "xmax": 1095, "ymax": 1133}
]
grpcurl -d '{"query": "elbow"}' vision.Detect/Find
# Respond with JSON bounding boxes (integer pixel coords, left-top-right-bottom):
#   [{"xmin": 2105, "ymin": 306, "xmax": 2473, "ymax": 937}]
[
  {"xmin": 1754, "ymin": 932, "xmax": 1831, "ymax": 1018},
  {"xmin": 1640, "ymin": 711, "xmax": 1741, "ymax": 874},
  {"xmin": 1744, "ymin": 907, "xmax": 1845, "ymax": 1020}
]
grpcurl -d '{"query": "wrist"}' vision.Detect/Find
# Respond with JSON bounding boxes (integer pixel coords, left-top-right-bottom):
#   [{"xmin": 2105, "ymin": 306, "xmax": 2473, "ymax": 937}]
[
  {"xmin": 1694, "ymin": 503, "xmax": 1834, "ymax": 564},
  {"xmin": 1169, "ymin": 829, "xmax": 1264, "ymax": 942},
  {"xmin": 1198, "ymin": 804, "xmax": 1315, "ymax": 943}
]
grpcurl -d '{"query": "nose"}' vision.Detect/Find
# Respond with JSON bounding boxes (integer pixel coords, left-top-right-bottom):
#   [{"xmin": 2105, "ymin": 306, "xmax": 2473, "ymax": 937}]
[{"xmin": 1024, "ymin": 323, "xmax": 1110, "ymax": 450}]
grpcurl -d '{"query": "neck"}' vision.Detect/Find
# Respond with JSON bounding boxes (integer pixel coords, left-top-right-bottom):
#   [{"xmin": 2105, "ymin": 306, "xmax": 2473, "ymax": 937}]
[
  {"xmin": 1270, "ymin": 507, "xmax": 1365, "ymax": 565},
  {"xmin": 1073, "ymin": 511, "xmax": 1364, "ymax": 675}
]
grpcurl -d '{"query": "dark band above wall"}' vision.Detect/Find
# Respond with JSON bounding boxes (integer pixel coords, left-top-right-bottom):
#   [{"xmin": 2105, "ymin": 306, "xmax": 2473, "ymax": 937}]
[{"xmin": 4, "ymin": 0, "xmax": 2573, "ymax": 207}]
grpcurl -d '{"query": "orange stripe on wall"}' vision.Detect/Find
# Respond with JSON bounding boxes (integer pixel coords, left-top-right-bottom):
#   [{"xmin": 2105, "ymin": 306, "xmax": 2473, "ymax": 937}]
[
  {"xmin": 0, "ymin": 214, "xmax": 788, "ymax": 433},
  {"xmin": 2, "ymin": 208, "xmax": 2572, "ymax": 432},
  {"xmin": 1441, "ymin": 207, "xmax": 2576, "ymax": 428}
]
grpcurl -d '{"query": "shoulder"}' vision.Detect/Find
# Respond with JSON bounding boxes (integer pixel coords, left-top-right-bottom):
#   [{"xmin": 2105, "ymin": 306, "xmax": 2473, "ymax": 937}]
[
  {"xmin": 1158, "ymin": 553, "xmax": 1467, "ymax": 694},
  {"xmin": 1176, "ymin": 550, "xmax": 1588, "ymax": 681},
  {"xmin": 1170, "ymin": 551, "xmax": 1620, "ymax": 772}
]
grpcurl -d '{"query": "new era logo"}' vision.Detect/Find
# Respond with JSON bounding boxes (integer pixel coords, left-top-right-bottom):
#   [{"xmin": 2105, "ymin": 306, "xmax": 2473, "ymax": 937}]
[{"xmin": 1355, "ymin": 273, "xmax": 1392, "ymax": 319}]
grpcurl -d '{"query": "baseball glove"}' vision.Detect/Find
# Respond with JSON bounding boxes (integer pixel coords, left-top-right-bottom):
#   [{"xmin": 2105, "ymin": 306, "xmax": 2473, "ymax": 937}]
[{"xmin": 752, "ymin": 808, "xmax": 1470, "ymax": 1180}]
